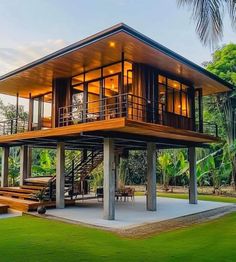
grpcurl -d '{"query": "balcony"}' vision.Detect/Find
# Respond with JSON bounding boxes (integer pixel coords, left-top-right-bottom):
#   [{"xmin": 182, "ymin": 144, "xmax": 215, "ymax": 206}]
[
  {"xmin": 0, "ymin": 94, "xmax": 218, "ymax": 138},
  {"xmin": 0, "ymin": 118, "xmax": 28, "ymax": 136},
  {"xmin": 58, "ymin": 93, "xmax": 218, "ymax": 137}
]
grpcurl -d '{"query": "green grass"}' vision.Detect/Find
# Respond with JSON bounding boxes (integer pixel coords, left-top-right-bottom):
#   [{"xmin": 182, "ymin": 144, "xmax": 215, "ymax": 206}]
[
  {"xmin": 135, "ymin": 191, "xmax": 236, "ymax": 203},
  {"xmin": 1, "ymin": 213, "xmax": 236, "ymax": 262}
]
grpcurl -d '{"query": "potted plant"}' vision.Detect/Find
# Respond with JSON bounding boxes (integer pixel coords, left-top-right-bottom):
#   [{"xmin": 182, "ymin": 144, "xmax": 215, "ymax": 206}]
[{"xmin": 34, "ymin": 189, "xmax": 47, "ymax": 215}]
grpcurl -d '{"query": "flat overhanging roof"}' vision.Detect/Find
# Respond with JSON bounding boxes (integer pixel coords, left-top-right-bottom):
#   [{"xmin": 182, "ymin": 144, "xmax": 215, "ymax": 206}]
[{"xmin": 0, "ymin": 23, "xmax": 233, "ymax": 98}]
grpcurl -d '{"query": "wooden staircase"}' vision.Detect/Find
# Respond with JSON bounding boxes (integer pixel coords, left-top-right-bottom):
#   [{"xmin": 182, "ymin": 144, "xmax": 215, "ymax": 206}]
[
  {"xmin": 0, "ymin": 150, "xmax": 103, "ymax": 211},
  {"xmin": 0, "ymin": 185, "xmax": 75, "ymax": 212},
  {"xmin": 0, "ymin": 185, "xmax": 43, "ymax": 212}
]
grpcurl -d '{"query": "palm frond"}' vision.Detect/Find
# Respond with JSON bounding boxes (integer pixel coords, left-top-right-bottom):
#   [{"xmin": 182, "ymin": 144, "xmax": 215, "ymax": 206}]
[
  {"xmin": 226, "ymin": 0, "xmax": 236, "ymax": 30},
  {"xmin": 177, "ymin": 0, "xmax": 228, "ymax": 48}
]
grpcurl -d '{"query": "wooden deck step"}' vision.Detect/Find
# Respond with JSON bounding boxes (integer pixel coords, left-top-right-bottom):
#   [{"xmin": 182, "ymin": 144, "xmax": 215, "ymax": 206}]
[
  {"xmin": 0, "ymin": 196, "xmax": 39, "ymax": 212},
  {"xmin": 24, "ymin": 177, "xmax": 52, "ymax": 186},
  {"xmin": 21, "ymin": 185, "xmax": 45, "ymax": 191},
  {"xmin": 0, "ymin": 190, "xmax": 35, "ymax": 200},
  {"xmin": 0, "ymin": 196, "xmax": 76, "ymax": 212},
  {"xmin": 0, "ymin": 187, "xmax": 38, "ymax": 194},
  {"xmin": 0, "ymin": 204, "xmax": 9, "ymax": 214}
]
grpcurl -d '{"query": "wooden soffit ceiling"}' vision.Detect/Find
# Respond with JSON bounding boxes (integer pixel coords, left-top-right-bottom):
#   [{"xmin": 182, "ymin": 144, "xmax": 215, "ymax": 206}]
[{"xmin": 0, "ymin": 24, "xmax": 233, "ymax": 98}]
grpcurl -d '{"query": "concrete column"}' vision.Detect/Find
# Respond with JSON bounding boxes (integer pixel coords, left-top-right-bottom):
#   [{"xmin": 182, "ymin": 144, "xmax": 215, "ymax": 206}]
[
  {"xmin": 56, "ymin": 142, "xmax": 65, "ymax": 208},
  {"xmin": 19, "ymin": 145, "xmax": 29, "ymax": 186},
  {"xmin": 146, "ymin": 143, "xmax": 157, "ymax": 211},
  {"xmin": 1, "ymin": 146, "xmax": 9, "ymax": 187},
  {"xmin": 189, "ymin": 147, "xmax": 198, "ymax": 204},
  {"xmin": 103, "ymin": 138, "xmax": 115, "ymax": 220}
]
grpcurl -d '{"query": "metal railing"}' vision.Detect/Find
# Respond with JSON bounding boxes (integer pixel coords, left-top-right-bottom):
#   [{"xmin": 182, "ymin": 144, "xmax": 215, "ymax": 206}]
[
  {"xmin": 196, "ymin": 121, "xmax": 218, "ymax": 137},
  {"xmin": 0, "ymin": 118, "xmax": 28, "ymax": 135},
  {"xmin": 58, "ymin": 93, "xmax": 196, "ymax": 132},
  {"xmin": 0, "ymin": 94, "xmax": 218, "ymax": 137},
  {"xmin": 58, "ymin": 93, "xmax": 165, "ymax": 126}
]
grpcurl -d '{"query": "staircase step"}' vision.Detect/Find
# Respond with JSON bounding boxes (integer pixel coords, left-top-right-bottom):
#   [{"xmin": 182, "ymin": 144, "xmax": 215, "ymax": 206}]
[
  {"xmin": 24, "ymin": 177, "xmax": 53, "ymax": 186},
  {"xmin": 0, "ymin": 190, "xmax": 35, "ymax": 200},
  {"xmin": 0, "ymin": 187, "xmax": 37, "ymax": 194},
  {"xmin": 0, "ymin": 196, "xmax": 75, "ymax": 212},
  {"xmin": 0, "ymin": 204, "xmax": 9, "ymax": 214},
  {"xmin": 0, "ymin": 196, "xmax": 39, "ymax": 212},
  {"xmin": 21, "ymin": 185, "xmax": 45, "ymax": 191}
]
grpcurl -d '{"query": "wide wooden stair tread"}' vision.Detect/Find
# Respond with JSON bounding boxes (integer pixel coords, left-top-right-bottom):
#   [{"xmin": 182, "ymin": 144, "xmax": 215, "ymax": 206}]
[
  {"xmin": 21, "ymin": 185, "xmax": 45, "ymax": 190},
  {"xmin": 0, "ymin": 187, "xmax": 37, "ymax": 194},
  {"xmin": 0, "ymin": 195, "xmax": 75, "ymax": 212},
  {"xmin": 0, "ymin": 196, "xmax": 39, "ymax": 212},
  {"xmin": 0, "ymin": 190, "xmax": 34, "ymax": 199},
  {"xmin": 24, "ymin": 177, "xmax": 53, "ymax": 186}
]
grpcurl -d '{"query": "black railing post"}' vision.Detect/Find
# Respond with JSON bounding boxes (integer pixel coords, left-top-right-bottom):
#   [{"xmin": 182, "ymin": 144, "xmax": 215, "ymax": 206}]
[
  {"xmin": 215, "ymin": 124, "xmax": 218, "ymax": 137},
  {"xmin": 49, "ymin": 181, "xmax": 53, "ymax": 201},
  {"xmin": 125, "ymin": 94, "xmax": 129, "ymax": 118},
  {"xmin": 10, "ymin": 119, "xmax": 13, "ymax": 134},
  {"xmin": 71, "ymin": 159, "xmax": 75, "ymax": 200}
]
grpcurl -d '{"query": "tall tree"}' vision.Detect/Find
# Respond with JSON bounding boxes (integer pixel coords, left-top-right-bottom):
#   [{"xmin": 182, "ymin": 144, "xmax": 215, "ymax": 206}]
[
  {"xmin": 177, "ymin": 0, "xmax": 236, "ymax": 48},
  {"xmin": 205, "ymin": 43, "xmax": 236, "ymax": 189}
]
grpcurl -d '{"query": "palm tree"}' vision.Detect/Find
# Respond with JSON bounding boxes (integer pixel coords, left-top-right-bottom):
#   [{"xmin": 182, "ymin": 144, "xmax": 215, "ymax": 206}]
[{"xmin": 177, "ymin": 0, "xmax": 236, "ymax": 48}]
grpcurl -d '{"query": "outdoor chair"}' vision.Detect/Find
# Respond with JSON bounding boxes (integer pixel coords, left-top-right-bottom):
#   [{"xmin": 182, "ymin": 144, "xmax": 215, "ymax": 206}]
[{"xmin": 96, "ymin": 187, "xmax": 103, "ymax": 202}]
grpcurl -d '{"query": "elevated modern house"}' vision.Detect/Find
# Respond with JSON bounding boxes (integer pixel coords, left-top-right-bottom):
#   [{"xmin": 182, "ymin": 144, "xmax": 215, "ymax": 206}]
[{"xmin": 0, "ymin": 24, "xmax": 232, "ymax": 219}]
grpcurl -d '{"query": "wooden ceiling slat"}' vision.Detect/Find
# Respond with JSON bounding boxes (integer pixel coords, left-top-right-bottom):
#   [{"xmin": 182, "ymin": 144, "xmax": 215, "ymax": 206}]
[{"xmin": 0, "ymin": 32, "xmax": 231, "ymax": 98}]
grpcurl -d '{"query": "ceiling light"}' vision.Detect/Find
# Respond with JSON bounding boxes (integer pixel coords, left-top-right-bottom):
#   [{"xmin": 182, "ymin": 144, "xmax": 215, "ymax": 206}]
[{"xmin": 109, "ymin": 42, "xmax": 115, "ymax": 47}]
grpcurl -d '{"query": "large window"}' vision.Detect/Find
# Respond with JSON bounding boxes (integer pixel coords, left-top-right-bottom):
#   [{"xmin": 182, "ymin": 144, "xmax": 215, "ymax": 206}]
[
  {"xmin": 71, "ymin": 61, "xmax": 133, "ymax": 121},
  {"xmin": 158, "ymin": 75, "xmax": 191, "ymax": 117},
  {"xmin": 72, "ymin": 61, "xmax": 133, "ymax": 98}
]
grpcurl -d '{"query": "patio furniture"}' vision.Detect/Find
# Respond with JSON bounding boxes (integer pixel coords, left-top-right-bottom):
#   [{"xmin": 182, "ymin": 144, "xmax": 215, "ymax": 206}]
[
  {"xmin": 116, "ymin": 187, "xmax": 135, "ymax": 201},
  {"xmin": 96, "ymin": 187, "xmax": 103, "ymax": 202}
]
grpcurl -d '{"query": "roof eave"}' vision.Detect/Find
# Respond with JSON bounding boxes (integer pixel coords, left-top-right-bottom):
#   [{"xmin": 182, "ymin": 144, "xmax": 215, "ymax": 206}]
[{"xmin": 0, "ymin": 23, "xmax": 234, "ymax": 92}]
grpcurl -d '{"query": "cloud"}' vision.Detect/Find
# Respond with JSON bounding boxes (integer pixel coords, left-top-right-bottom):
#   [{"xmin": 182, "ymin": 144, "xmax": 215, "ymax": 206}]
[{"xmin": 0, "ymin": 39, "xmax": 66, "ymax": 76}]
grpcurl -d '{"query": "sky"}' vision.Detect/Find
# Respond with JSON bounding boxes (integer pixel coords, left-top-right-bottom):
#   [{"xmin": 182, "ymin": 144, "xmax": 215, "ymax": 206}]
[{"xmin": 0, "ymin": 0, "xmax": 235, "ymax": 106}]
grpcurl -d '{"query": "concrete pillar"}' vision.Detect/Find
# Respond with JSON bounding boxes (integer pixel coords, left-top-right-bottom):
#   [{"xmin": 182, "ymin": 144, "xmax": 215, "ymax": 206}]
[
  {"xmin": 189, "ymin": 147, "xmax": 198, "ymax": 204},
  {"xmin": 19, "ymin": 145, "xmax": 29, "ymax": 186},
  {"xmin": 56, "ymin": 142, "xmax": 65, "ymax": 208},
  {"xmin": 103, "ymin": 138, "xmax": 115, "ymax": 220},
  {"xmin": 1, "ymin": 146, "xmax": 9, "ymax": 187},
  {"xmin": 146, "ymin": 143, "xmax": 157, "ymax": 211}
]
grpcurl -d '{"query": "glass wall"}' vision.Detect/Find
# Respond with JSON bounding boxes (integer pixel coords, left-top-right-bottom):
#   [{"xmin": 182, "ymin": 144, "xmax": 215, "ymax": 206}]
[
  {"xmin": 158, "ymin": 75, "xmax": 192, "ymax": 118},
  {"xmin": 71, "ymin": 61, "xmax": 133, "ymax": 121}
]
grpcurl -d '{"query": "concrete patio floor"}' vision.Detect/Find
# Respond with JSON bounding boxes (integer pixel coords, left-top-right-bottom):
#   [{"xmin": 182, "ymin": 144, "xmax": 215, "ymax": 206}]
[{"xmin": 45, "ymin": 196, "xmax": 234, "ymax": 229}]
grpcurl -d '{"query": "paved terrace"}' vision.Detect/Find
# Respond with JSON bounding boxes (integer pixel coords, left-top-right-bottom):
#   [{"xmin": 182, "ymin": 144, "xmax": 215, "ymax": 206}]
[{"xmin": 44, "ymin": 196, "xmax": 234, "ymax": 229}]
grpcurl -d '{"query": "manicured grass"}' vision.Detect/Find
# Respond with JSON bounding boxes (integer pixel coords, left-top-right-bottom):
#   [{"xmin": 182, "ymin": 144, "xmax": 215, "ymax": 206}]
[
  {"xmin": 135, "ymin": 191, "xmax": 236, "ymax": 203},
  {"xmin": 1, "ymin": 213, "xmax": 236, "ymax": 262}
]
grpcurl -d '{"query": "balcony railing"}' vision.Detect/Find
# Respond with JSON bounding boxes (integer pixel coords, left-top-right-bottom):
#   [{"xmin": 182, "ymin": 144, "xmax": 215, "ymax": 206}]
[
  {"xmin": 0, "ymin": 94, "xmax": 218, "ymax": 138},
  {"xmin": 196, "ymin": 121, "xmax": 218, "ymax": 137},
  {"xmin": 58, "ymin": 93, "xmax": 218, "ymax": 137},
  {"xmin": 0, "ymin": 118, "xmax": 28, "ymax": 135}
]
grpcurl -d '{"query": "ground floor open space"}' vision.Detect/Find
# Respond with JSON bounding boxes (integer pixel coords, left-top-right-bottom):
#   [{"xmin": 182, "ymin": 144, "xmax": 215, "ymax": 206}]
[{"xmin": 44, "ymin": 196, "xmax": 234, "ymax": 229}]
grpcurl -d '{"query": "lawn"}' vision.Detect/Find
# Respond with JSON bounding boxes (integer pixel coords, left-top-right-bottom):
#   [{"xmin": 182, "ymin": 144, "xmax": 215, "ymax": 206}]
[
  {"xmin": 158, "ymin": 192, "xmax": 236, "ymax": 203},
  {"xmin": 1, "ymin": 213, "xmax": 236, "ymax": 262},
  {"xmin": 135, "ymin": 191, "xmax": 236, "ymax": 204}
]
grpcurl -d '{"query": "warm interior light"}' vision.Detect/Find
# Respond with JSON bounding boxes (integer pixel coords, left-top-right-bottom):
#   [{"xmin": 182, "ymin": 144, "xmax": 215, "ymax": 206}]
[
  {"xmin": 109, "ymin": 42, "xmax": 115, "ymax": 47},
  {"xmin": 178, "ymin": 105, "xmax": 181, "ymax": 108},
  {"xmin": 110, "ymin": 79, "xmax": 115, "ymax": 90},
  {"xmin": 109, "ymin": 70, "xmax": 114, "ymax": 74}
]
